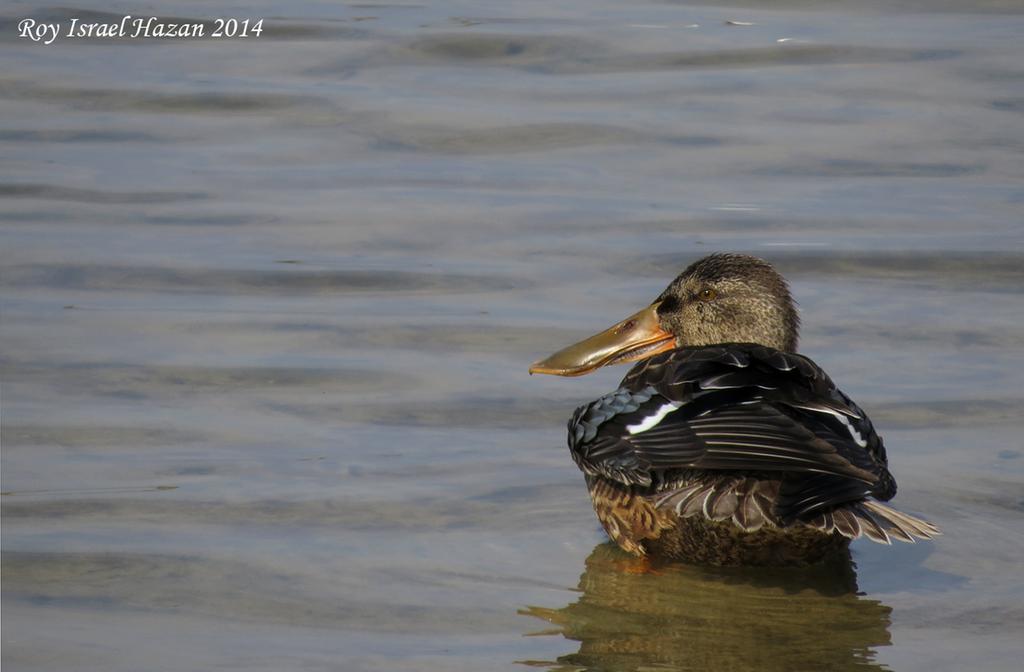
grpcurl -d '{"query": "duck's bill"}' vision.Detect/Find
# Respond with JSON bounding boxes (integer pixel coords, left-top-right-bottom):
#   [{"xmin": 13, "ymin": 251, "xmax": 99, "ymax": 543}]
[{"xmin": 529, "ymin": 303, "xmax": 676, "ymax": 376}]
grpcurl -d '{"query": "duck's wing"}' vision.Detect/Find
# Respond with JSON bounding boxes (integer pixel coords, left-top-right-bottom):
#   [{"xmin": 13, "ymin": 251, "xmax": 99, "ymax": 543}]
[{"xmin": 568, "ymin": 345, "xmax": 894, "ymax": 521}]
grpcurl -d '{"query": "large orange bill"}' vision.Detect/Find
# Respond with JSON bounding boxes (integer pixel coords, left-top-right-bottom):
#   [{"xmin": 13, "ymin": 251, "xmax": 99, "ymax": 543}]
[{"xmin": 529, "ymin": 303, "xmax": 677, "ymax": 377}]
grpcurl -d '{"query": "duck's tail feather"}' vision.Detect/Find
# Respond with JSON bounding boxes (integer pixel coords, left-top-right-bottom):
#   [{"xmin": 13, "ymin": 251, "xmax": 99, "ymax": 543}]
[
  {"xmin": 809, "ymin": 500, "xmax": 941, "ymax": 544},
  {"xmin": 656, "ymin": 477, "xmax": 941, "ymax": 544},
  {"xmin": 655, "ymin": 477, "xmax": 777, "ymax": 532}
]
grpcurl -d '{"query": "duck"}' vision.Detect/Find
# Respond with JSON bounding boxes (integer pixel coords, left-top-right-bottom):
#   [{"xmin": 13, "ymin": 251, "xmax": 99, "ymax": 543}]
[{"xmin": 530, "ymin": 253, "xmax": 939, "ymax": 566}]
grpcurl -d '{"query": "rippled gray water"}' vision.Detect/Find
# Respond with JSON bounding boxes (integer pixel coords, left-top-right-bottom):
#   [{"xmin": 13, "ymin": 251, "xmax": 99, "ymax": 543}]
[{"xmin": 2, "ymin": 1, "xmax": 1023, "ymax": 671}]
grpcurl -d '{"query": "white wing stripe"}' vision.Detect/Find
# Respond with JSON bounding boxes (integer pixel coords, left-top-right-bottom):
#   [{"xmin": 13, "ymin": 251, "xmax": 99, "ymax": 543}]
[
  {"xmin": 836, "ymin": 413, "xmax": 868, "ymax": 447},
  {"xmin": 788, "ymin": 401, "xmax": 868, "ymax": 447},
  {"xmin": 626, "ymin": 401, "xmax": 684, "ymax": 435}
]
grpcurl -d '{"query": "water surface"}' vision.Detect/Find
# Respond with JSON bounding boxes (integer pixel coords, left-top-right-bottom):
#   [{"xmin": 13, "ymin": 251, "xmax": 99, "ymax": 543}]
[{"xmin": 2, "ymin": 1, "xmax": 1023, "ymax": 671}]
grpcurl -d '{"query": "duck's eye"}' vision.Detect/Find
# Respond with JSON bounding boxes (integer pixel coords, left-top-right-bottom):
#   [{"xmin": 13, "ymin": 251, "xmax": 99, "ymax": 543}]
[{"xmin": 699, "ymin": 288, "xmax": 718, "ymax": 301}]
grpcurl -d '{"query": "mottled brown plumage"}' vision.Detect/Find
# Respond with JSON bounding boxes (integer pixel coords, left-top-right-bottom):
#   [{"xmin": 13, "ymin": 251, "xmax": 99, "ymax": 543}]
[
  {"xmin": 588, "ymin": 475, "xmax": 850, "ymax": 566},
  {"xmin": 532, "ymin": 253, "xmax": 939, "ymax": 566}
]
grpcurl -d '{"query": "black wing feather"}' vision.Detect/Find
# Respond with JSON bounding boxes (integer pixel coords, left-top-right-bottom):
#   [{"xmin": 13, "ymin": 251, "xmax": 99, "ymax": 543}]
[{"xmin": 568, "ymin": 344, "xmax": 894, "ymax": 521}]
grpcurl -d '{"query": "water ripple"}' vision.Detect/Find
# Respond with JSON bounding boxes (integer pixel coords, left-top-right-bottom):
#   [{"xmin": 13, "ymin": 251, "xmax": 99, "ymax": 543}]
[
  {"xmin": 341, "ymin": 34, "xmax": 959, "ymax": 74},
  {"xmin": 0, "ymin": 184, "xmax": 206, "ymax": 204},
  {"xmin": 2, "ymin": 264, "xmax": 529, "ymax": 295}
]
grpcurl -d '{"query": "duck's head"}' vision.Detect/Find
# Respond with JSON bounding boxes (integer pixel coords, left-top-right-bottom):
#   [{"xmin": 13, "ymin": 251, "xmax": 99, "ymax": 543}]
[{"xmin": 530, "ymin": 253, "xmax": 799, "ymax": 376}]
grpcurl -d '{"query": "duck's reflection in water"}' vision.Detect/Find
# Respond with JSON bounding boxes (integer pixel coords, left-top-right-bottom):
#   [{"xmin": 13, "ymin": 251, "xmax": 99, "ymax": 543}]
[{"xmin": 521, "ymin": 543, "xmax": 890, "ymax": 672}]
